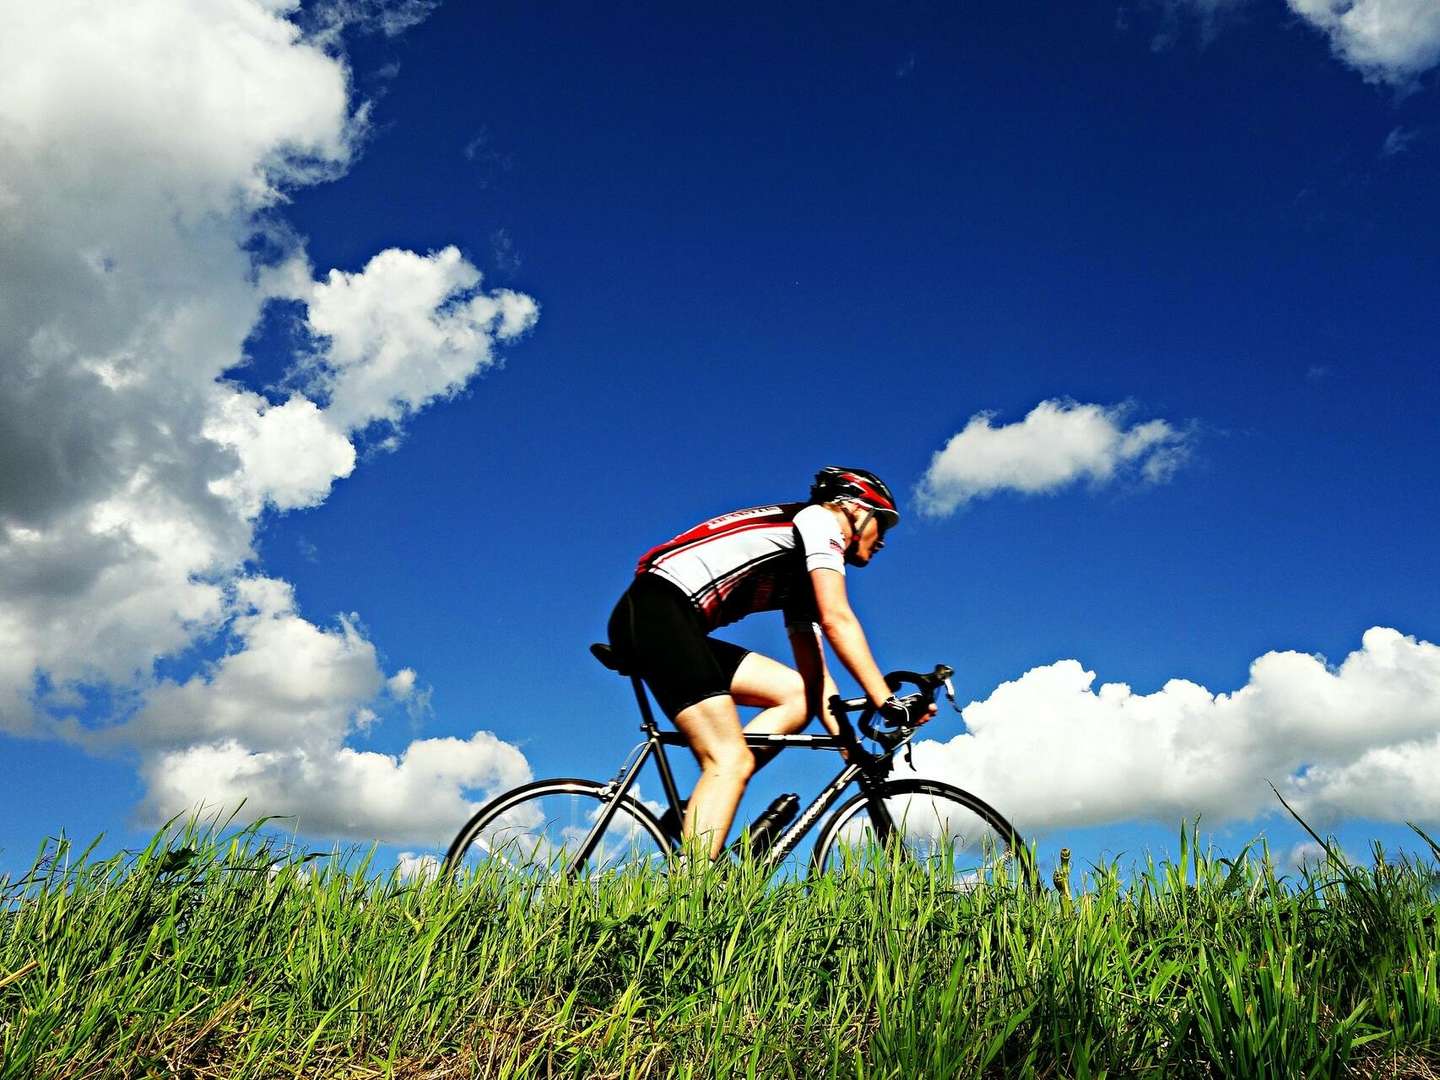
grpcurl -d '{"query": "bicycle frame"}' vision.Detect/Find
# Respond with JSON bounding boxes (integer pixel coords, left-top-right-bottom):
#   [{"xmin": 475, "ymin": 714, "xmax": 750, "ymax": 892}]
[{"xmin": 568, "ymin": 668, "xmax": 902, "ymax": 876}]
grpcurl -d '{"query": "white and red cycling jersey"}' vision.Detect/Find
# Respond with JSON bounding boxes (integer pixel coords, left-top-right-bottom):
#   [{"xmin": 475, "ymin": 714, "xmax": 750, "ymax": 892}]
[{"xmin": 635, "ymin": 502, "xmax": 846, "ymax": 631}]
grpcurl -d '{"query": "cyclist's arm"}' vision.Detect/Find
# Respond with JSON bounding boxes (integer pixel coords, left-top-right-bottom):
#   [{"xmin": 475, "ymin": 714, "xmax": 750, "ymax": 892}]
[
  {"xmin": 808, "ymin": 567, "xmax": 893, "ymax": 707},
  {"xmin": 787, "ymin": 622, "xmax": 841, "ymax": 733}
]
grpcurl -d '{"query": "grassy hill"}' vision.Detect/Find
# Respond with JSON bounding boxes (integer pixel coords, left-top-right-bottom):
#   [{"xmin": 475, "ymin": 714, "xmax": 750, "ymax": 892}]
[{"xmin": 2, "ymin": 821, "xmax": 1437, "ymax": 1078}]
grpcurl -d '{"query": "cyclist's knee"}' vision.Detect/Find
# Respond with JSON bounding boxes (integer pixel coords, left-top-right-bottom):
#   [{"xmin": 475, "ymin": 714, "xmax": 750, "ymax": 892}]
[
  {"xmin": 703, "ymin": 742, "xmax": 755, "ymax": 780},
  {"xmin": 781, "ymin": 686, "xmax": 808, "ymax": 722}
]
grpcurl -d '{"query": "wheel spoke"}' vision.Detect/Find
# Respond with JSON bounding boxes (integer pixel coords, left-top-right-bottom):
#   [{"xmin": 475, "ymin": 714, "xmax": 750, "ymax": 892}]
[
  {"xmin": 446, "ymin": 782, "xmax": 670, "ymax": 880},
  {"xmin": 816, "ymin": 780, "xmax": 1025, "ymax": 885}
]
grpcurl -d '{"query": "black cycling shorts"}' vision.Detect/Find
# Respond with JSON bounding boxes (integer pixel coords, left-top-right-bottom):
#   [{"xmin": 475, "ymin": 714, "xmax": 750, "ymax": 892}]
[{"xmin": 607, "ymin": 573, "xmax": 750, "ymax": 720}]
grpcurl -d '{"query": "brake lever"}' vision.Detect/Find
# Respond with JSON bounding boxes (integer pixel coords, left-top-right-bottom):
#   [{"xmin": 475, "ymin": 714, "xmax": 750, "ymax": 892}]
[{"xmin": 942, "ymin": 677, "xmax": 963, "ymax": 715}]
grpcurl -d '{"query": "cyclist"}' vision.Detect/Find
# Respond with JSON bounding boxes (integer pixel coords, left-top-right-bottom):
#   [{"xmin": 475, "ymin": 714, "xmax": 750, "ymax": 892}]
[{"xmin": 606, "ymin": 466, "xmax": 936, "ymax": 860}]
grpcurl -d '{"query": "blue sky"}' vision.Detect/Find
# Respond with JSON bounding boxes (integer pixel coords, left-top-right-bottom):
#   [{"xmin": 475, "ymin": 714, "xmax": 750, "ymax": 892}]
[{"xmin": 2, "ymin": 0, "xmax": 1438, "ymax": 879}]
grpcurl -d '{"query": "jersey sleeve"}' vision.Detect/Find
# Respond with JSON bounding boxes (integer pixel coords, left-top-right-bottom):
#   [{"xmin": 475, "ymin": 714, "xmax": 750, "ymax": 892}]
[
  {"xmin": 792, "ymin": 503, "xmax": 846, "ymax": 576},
  {"xmin": 784, "ymin": 504, "xmax": 843, "ymax": 633}
]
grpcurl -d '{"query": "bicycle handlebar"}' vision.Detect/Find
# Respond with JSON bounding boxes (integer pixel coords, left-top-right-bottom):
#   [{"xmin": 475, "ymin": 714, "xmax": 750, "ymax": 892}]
[
  {"xmin": 883, "ymin": 665, "xmax": 954, "ymax": 695},
  {"xmin": 833, "ymin": 664, "xmax": 954, "ymax": 712},
  {"xmin": 828, "ymin": 663, "xmax": 957, "ymax": 751}
]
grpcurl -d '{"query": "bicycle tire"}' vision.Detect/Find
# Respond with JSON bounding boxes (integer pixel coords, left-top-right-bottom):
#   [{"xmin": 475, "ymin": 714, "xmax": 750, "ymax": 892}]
[
  {"xmin": 810, "ymin": 777, "xmax": 1033, "ymax": 886},
  {"xmin": 443, "ymin": 777, "xmax": 673, "ymax": 879}
]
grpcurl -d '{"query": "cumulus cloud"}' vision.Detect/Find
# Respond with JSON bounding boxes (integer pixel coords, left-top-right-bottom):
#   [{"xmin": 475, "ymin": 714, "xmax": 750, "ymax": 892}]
[
  {"xmin": 67, "ymin": 577, "xmax": 526, "ymax": 844},
  {"xmin": 205, "ymin": 393, "xmax": 357, "ymax": 514},
  {"xmin": 0, "ymin": 0, "xmax": 535, "ymax": 840},
  {"xmin": 1286, "ymin": 840, "xmax": 1330, "ymax": 868},
  {"xmin": 136, "ymin": 730, "xmax": 530, "ymax": 847},
  {"xmin": 388, "ymin": 668, "xmax": 418, "ymax": 699},
  {"xmin": 397, "ymin": 851, "xmax": 443, "ymax": 880},
  {"xmin": 87, "ymin": 577, "xmax": 382, "ymax": 755},
  {"xmin": 916, "ymin": 399, "xmax": 1192, "ymax": 516},
  {"xmin": 1288, "ymin": 0, "xmax": 1440, "ymax": 86},
  {"xmin": 906, "ymin": 627, "xmax": 1440, "ymax": 832},
  {"xmin": 1160, "ymin": 0, "xmax": 1440, "ymax": 84},
  {"xmin": 305, "ymin": 246, "xmax": 539, "ymax": 431}
]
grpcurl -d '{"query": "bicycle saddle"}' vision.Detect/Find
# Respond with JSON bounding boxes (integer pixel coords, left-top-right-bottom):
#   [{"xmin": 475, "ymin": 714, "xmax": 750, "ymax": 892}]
[{"xmin": 589, "ymin": 642, "xmax": 636, "ymax": 677}]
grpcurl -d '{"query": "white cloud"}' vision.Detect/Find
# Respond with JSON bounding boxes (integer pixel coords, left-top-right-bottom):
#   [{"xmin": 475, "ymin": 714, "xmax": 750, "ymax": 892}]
[
  {"xmin": 91, "ymin": 577, "xmax": 380, "ymax": 754},
  {"xmin": 305, "ymin": 246, "xmax": 539, "ymax": 432},
  {"xmin": 387, "ymin": 668, "xmax": 418, "ymax": 699},
  {"xmin": 1286, "ymin": 839, "xmax": 1329, "ymax": 867},
  {"xmin": 0, "ymin": 0, "xmax": 536, "ymax": 842},
  {"xmin": 916, "ymin": 399, "xmax": 1192, "ymax": 516},
  {"xmin": 1293, "ymin": 738, "xmax": 1440, "ymax": 822},
  {"xmin": 205, "ymin": 393, "xmax": 356, "ymax": 514},
  {"xmin": 1276, "ymin": 838, "xmax": 1343, "ymax": 874},
  {"xmin": 0, "ymin": 0, "xmax": 354, "ymax": 720},
  {"xmin": 906, "ymin": 627, "xmax": 1440, "ymax": 832},
  {"xmin": 1288, "ymin": 0, "xmax": 1440, "ymax": 86},
  {"xmin": 1155, "ymin": 0, "xmax": 1440, "ymax": 84},
  {"xmin": 72, "ymin": 577, "xmax": 531, "ymax": 844},
  {"xmin": 137, "ymin": 732, "xmax": 530, "ymax": 846},
  {"xmin": 397, "ymin": 851, "xmax": 442, "ymax": 880},
  {"xmin": 308, "ymin": 0, "xmax": 442, "ymax": 43}
]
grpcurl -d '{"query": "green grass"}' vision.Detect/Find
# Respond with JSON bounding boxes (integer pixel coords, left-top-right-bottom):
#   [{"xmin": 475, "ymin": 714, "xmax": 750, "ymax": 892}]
[{"xmin": 2, "ymin": 819, "xmax": 1438, "ymax": 1078}]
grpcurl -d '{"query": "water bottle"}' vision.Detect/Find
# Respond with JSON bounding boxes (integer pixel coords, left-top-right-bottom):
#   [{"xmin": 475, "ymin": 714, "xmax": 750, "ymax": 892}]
[{"xmin": 737, "ymin": 793, "xmax": 800, "ymax": 857}]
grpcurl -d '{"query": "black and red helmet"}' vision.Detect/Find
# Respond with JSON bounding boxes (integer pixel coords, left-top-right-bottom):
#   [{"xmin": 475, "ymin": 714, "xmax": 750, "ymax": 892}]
[{"xmin": 809, "ymin": 466, "xmax": 900, "ymax": 529}]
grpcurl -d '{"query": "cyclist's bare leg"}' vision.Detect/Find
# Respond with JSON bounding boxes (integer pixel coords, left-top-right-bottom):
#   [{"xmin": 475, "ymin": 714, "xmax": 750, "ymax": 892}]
[
  {"xmin": 671, "ymin": 694, "xmax": 755, "ymax": 860},
  {"xmin": 731, "ymin": 651, "xmax": 808, "ymax": 772}
]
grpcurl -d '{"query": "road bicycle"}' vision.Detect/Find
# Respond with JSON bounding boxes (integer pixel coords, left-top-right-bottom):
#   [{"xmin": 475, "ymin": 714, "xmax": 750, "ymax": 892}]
[{"xmin": 444, "ymin": 643, "xmax": 1031, "ymax": 883}]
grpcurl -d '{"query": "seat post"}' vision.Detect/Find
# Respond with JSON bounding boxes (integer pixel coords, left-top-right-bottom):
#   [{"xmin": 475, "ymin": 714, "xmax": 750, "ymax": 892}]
[
  {"xmin": 629, "ymin": 673, "xmax": 660, "ymax": 734},
  {"xmin": 632, "ymin": 673, "xmax": 686, "ymax": 815}
]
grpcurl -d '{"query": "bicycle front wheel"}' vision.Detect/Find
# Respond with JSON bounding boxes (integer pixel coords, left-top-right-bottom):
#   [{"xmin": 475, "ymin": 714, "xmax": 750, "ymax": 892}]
[
  {"xmin": 444, "ymin": 778, "xmax": 672, "ymax": 879},
  {"xmin": 810, "ymin": 778, "xmax": 1031, "ymax": 886}
]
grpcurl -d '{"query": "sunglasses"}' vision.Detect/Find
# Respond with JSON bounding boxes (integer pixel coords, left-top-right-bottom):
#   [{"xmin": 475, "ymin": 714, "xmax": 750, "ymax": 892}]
[{"xmin": 866, "ymin": 512, "xmax": 891, "ymax": 547}]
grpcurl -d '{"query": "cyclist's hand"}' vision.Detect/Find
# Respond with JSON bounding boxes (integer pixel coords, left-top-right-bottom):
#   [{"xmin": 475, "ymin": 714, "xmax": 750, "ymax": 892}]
[{"xmin": 877, "ymin": 692, "xmax": 933, "ymax": 728}]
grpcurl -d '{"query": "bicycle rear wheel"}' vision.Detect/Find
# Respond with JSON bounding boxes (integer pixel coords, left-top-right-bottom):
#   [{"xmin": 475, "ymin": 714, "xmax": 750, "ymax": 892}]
[
  {"xmin": 444, "ymin": 778, "xmax": 672, "ymax": 879},
  {"xmin": 810, "ymin": 778, "xmax": 1031, "ymax": 886}
]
